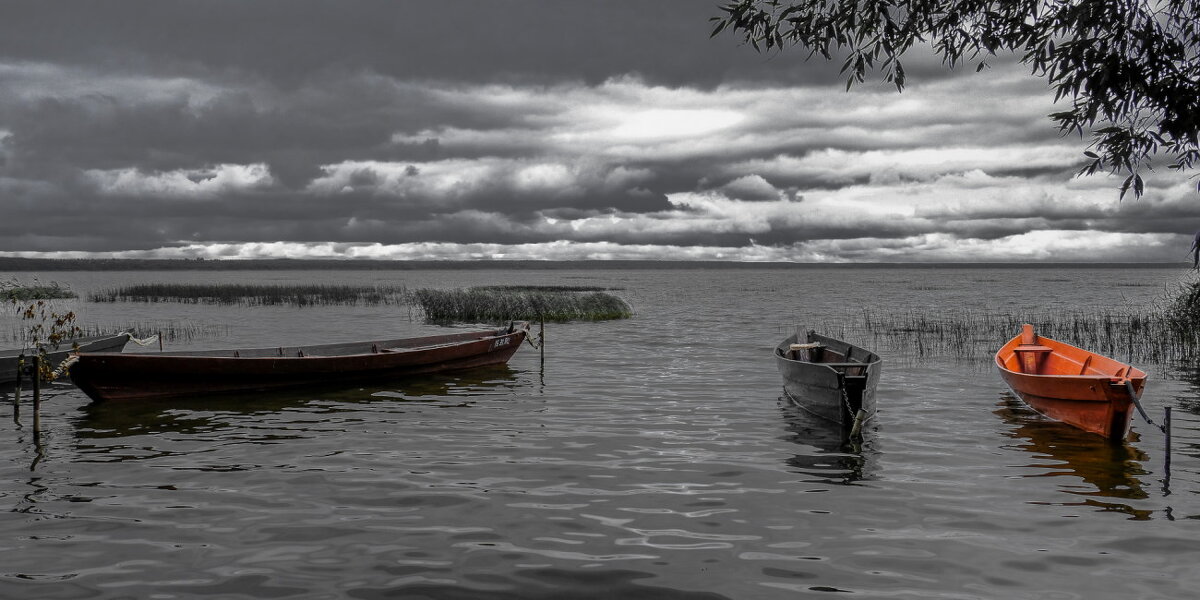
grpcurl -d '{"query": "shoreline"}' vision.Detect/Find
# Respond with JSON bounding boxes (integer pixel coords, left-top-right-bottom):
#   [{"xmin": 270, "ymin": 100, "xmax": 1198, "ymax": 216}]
[{"xmin": 0, "ymin": 257, "xmax": 1184, "ymax": 271}]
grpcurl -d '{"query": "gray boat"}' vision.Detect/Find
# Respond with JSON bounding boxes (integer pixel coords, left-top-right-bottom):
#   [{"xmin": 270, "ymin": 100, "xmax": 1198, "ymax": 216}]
[
  {"xmin": 1, "ymin": 333, "xmax": 132, "ymax": 383},
  {"xmin": 774, "ymin": 330, "xmax": 882, "ymax": 434}
]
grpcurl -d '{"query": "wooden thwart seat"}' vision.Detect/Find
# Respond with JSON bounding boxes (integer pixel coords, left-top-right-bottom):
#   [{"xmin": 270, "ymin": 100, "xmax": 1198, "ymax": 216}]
[{"xmin": 1013, "ymin": 344, "xmax": 1052, "ymax": 374}]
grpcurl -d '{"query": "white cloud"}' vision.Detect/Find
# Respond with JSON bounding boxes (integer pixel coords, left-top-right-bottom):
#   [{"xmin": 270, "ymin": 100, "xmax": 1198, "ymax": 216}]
[
  {"xmin": 1, "ymin": 230, "xmax": 1179, "ymax": 263},
  {"xmin": 86, "ymin": 163, "xmax": 275, "ymax": 198},
  {"xmin": 719, "ymin": 174, "xmax": 783, "ymax": 201},
  {"xmin": 0, "ymin": 61, "xmax": 235, "ymax": 109},
  {"xmin": 307, "ymin": 157, "xmax": 652, "ymax": 203}
]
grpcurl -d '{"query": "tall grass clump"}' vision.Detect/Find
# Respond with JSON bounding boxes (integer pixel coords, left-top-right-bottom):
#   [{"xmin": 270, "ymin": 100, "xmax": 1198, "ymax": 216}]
[
  {"xmin": 854, "ymin": 308, "xmax": 1168, "ymax": 364},
  {"xmin": 75, "ymin": 321, "xmax": 230, "ymax": 344},
  {"xmin": 1158, "ymin": 280, "xmax": 1200, "ymax": 351},
  {"xmin": 1, "ymin": 278, "xmax": 77, "ymax": 301},
  {"xmin": 800, "ymin": 285, "xmax": 1200, "ymax": 367},
  {"xmin": 89, "ymin": 283, "xmax": 406, "ymax": 307},
  {"xmin": 412, "ymin": 286, "xmax": 632, "ymax": 323}
]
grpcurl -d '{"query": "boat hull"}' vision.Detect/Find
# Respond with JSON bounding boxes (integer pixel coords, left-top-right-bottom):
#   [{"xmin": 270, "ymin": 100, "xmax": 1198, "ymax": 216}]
[
  {"xmin": 995, "ymin": 325, "xmax": 1146, "ymax": 441},
  {"xmin": 1, "ymin": 333, "xmax": 131, "ymax": 383},
  {"xmin": 70, "ymin": 325, "xmax": 528, "ymax": 402},
  {"xmin": 775, "ymin": 331, "xmax": 882, "ymax": 428}
]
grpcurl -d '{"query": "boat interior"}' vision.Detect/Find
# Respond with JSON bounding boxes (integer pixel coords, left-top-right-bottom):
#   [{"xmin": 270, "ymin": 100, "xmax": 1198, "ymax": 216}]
[
  {"xmin": 94, "ymin": 327, "xmax": 516, "ymax": 359},
  {"xmin": 782, "ymin": 342, "xmax": 869, "ymax": 376},
  {"xmin": 1003, "ymin": 325, "xmax": 1134, "ymax": 378}
]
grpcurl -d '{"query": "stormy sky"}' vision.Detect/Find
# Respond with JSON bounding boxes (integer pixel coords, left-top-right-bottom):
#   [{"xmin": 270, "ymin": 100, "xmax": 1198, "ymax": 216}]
[{"xmin": 1, "ymin": 1, "xmax": 1196, "ymax": 262}]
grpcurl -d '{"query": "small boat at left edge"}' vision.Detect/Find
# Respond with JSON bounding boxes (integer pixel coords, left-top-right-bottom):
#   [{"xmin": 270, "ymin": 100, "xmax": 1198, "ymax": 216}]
[{"xmin": 1, "ymin": 332, "xmax": 133, "ymax": 383}]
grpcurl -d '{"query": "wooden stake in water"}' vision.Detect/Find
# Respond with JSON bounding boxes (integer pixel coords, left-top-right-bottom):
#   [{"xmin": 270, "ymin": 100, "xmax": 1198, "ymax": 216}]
[
  {"xmin": 1164, "ymin": 406, "xmax": 1172, "ymax": 475},
  {"xmin": 12, "ymin": 354, "xmax": 22, "ymax": 421},
  {"xmin": 539, "ymin": 316, "xmax": 545, "ymax": 370},
  {"xmin": 31, "ymin": 355, "xmax": 41, "ymax": 434}
]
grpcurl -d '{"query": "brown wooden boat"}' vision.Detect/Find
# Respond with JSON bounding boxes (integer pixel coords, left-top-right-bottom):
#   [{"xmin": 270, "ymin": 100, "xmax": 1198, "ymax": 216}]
[
  {"xmin": 995, "ymin": 324, "xmax": 1147, "ymax": 442},
  {"xmin": 775, "ymin": 330, "xmax": 882, "ymax": 432},
  {"xmin": 1, "ymin": 332, "xmax": 132, "ymax": 384},
  {"xmin": 69, "ymin": 323, "xmax": 529, "ymax": 402}
]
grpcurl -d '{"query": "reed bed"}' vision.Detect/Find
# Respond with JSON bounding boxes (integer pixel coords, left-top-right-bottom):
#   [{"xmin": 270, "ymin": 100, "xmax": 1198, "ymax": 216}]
[
  {"xmin": 3, "ymin": 320, "xmax": 228, "ymax": 345},
  {"xmin": 1, "ymin": 281, "xmax": 77, "ymax": 301},
  {"xmin": 850, "ymin": 309, "xmax": 1161, "ymax": 362},
  {"xmin": 473, "ymin": 285, "xmax": 625, "ymax": 292},
  {"xmin": 81, "ymin": 281, "xmax": 631, "ymax": 324},
  {"xmin": 802, "ymin": 300, "xmax": 1197, "ymax": 366},
  {"xmin": 80, "ymin": 321, "xmax": 231, "ymax": 344},
  {"xmin": 411, "ymin": 287, "xmax": 632, "ymax": 323},
  {"xmin": 89, "ymin": 283, "xmax": 406, "ymax": 307}
]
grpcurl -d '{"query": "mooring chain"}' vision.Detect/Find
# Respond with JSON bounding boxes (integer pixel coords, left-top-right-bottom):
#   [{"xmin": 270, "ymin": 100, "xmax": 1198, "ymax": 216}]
[
  {"xmin": 840, "ymin": 371, "xmax": 868, "ymax": 441},
  {"xmin": 839, "ymin": 377, "xmax": 854, "ymax": 418}
]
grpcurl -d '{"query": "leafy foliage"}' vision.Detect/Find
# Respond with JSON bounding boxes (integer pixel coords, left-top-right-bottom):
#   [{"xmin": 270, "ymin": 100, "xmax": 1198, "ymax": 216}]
[
  {"xmin": 712, "ymin": 0, "xmax": 1200, "ymax": 198},
  {"xmin": 2, "ymin": 279, "xmax": 82, "ymax": 381}
]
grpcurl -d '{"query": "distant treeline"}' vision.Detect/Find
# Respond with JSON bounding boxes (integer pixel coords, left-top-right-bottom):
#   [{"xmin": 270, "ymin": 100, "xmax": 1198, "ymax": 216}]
[{"xmin": 0, "ymin": 257, "xmax": 1183, "ymax": 271}]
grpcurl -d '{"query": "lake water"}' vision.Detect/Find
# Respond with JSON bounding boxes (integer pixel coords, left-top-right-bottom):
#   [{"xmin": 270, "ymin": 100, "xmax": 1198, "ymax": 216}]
[{"xmin": 2, "ymin": 265, "xmax": 1199, "ymax": 599}]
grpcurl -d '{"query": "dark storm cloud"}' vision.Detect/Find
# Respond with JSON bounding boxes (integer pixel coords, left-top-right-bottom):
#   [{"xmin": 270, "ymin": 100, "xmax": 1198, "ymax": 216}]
[
  {"xmin": 1, "ymin": 1, "xmax": 1196, "ymax": 262},
  {"xmin": 0, "ymin": 0, "xmax": 845, "ymax": 88}
]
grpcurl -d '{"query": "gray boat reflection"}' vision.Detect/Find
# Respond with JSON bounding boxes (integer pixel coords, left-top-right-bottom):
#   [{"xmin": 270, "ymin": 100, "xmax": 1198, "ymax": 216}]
[
  {"xmin": 994, "ymin": 393, "xmax": 1153, "ymax": 519},
  {"xmin": 72, "ymin": 364, "xmax": 525, "ymax": 441},
  {"xmin": 777, "ymin": 396, "xmax": 875, "ymax": 485}
]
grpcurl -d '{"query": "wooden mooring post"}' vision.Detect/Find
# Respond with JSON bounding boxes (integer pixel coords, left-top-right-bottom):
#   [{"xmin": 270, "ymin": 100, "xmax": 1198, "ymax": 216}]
[
  {"xmin": 1164, "ymin": 406, "xmax": 1172, "ymax": 478},
  {"xmin": 12, "ymin": 354, "xmax": 23, "ymax": 422},
  {"xmin": 31, "ymin": 355, "xmax": 41, "ymax": 434}
]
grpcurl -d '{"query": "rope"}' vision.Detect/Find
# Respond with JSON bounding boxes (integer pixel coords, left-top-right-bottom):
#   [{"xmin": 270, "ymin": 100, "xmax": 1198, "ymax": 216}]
[
  {"xmin": 52, "ymin": 355, "xmax": 79, "ymax": 379},
  {"xmin": 1126, "ymin": 379, "xmax": 1167, "ymax": 434},
  {"xmin": 124, "ymin": 332, "xmax": 161, "ymax": 347}
]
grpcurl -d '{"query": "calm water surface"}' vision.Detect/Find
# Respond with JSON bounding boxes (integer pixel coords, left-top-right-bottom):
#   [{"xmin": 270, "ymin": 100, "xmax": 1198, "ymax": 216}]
[{"xmin": 2, "ymin": 266, "xmax": 1199, "ymax": 599}]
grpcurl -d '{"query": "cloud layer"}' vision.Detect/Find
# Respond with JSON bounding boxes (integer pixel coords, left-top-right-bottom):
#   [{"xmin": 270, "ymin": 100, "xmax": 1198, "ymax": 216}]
[{"xmin": 1, "ymin": 1, "xmax": 1196, "ymax": 262}]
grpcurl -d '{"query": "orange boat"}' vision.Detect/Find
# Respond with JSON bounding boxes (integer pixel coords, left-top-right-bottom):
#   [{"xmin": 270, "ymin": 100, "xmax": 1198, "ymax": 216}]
[{"xmin": 995, "ymin": 324, "xmax": 1147, "ymax": 442}]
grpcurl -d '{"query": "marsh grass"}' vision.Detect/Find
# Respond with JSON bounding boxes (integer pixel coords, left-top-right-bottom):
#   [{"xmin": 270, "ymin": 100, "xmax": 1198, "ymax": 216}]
[
  {"xmin": 81, "ymin": 321, "xmax": 231, "ymax": 344},
  {"xmin": 3, "ymin": 320, "xmax": 229, "ymax": 346},
  {"xmin": 473, "ymin": 285, "xmax": 624, "ymax": 292},
  {"xmin": 90, "ymin": 283, "xmax": 406, "ymax": 306},
  {"xmin": 845, "ymin": 309, "xmax": 1161, "ymax": 363},
  {"xmin": 1, "ymin": 280, "xmax": 77, "ymax": 301},
  {"xmin": 411, "ymin": 287, "xmax": 632, "ymax": 323},
  {"xmin": 806, "ymin": 287, "xmax": 1200, "ymax": 366},
  {"xmin": 82, "ymin": 281, "xmax": 630, "ymax": 324}
]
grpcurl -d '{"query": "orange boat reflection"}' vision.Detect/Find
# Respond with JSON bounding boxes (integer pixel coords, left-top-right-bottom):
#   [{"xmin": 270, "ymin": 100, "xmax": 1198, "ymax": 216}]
[{"xmin": 994, "ymin": 394, "xmax": 1153, "ymax": 519}]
